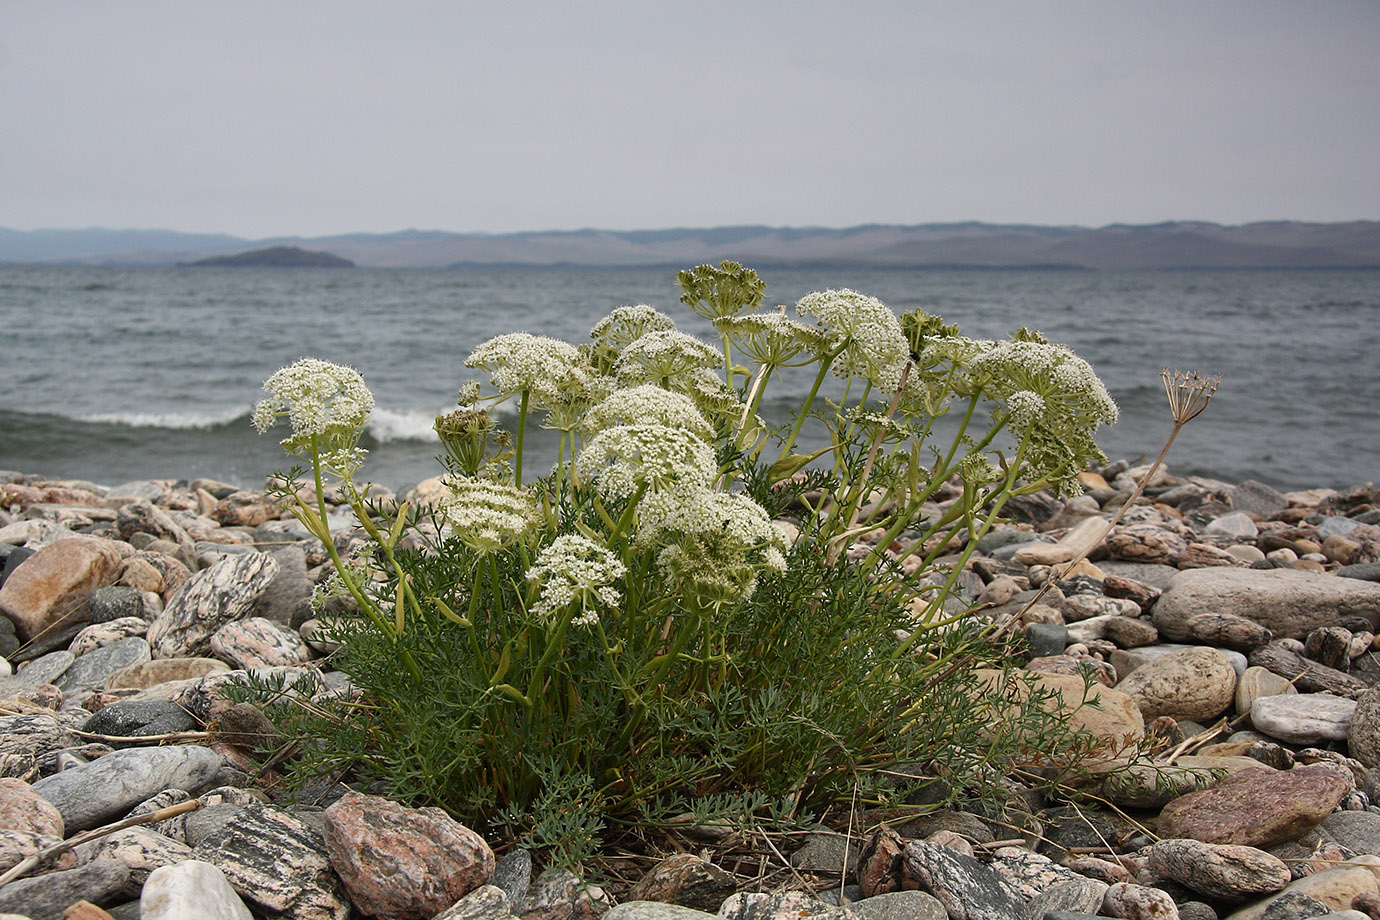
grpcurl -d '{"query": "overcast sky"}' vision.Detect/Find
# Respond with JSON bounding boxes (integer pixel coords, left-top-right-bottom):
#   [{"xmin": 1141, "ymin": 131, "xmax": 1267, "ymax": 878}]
[{"xmin": 2, "ymin": 1, "xmax": 1377, "ymax": 237}]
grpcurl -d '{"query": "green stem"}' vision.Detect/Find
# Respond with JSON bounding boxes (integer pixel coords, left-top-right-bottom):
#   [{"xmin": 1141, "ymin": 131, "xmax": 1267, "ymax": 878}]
[
  {"xmin": 514, "ymin": 388, "xmax": 530, "ymax": 487},
  {"xmin": 308, "ymin": 441, "xmax": 421, "ymax": 683},
  {"xmin": 774, "ymin": 344, "xmax": 843, "ymax": 466}
]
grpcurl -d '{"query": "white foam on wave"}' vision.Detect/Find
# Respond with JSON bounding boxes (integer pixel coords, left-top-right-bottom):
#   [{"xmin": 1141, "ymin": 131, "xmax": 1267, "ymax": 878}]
[
  {"xmin": 79, "ymin": 407, "xmax": 249, "ymax": 430},
  {"xmin": 366, "ymin": 407, "xmax": 443, "ymax": 443}
]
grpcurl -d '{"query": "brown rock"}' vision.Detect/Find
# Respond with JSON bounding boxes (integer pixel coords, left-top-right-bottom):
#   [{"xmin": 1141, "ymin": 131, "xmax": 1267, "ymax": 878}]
[
  {"xmin": 0, "ymin": 536, "xmax": 124, "ymax": 642},
  {"xmin": 60, "ymin": 901, "xmax": 116, "ymax": 920},
  {"xmin": 105, "ymin": 656, "xmax": 231, "ymax": 690},
  {"xmin": 1107, "ymin": 523, "xmax": 1188, "ymax": 565},
  {"xmin": 214, "ymin": 491, "xmax": 281, "ymax": 528},
  {"xmin": 1114, "ymin": 646, "xmax": 1237, "ymax": 722},
  {"xmin": 0, "ymin": 777, "xmax": 64, "ymax": 837},
  {"xmin": 1154, "ymin": 567, "xmax": 1380, "ymax": 642},
  {"xmin": 1177, "ymin": 542, "xmax": 1249, "ymax": 569},
  {"xmin": 1248, "ymin": 641, "xmax": 1369, "ymax": 698},
  {"xmin": 1156, "ymin": 611, "xmax": 1273, "ymax": 651},
  {"xmin": 1102, "ymin": 616, "xmax": 1159, "ymax": 649},
  {"xmin": 322, "ymin": 791, "xmax": 495, "ymax": 920},
  {"xmin": 857, "ymin": 824, "xmax": 906, "ymax": 897},
  {"xmin": 1157, "ymin": 764, "xmax": 1351, "ymax": 847},
  {"xmin": 626, "ymin": 853, "xmax": 736, "ymax": 912},
  {"xmin": 973, "ymin": 669, "xmax": 1144, "ymax": 767},
  {"xmin": 1102, "ymin": 574, "xmax": 1162, "ymax": 612}
]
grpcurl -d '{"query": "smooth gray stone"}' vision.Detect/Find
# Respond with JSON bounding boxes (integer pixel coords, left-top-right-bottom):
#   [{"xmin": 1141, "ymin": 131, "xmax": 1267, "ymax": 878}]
[
  {"xmin": 31, "ymin": 744, "xmax": 225, "ymax": 832},
  {"xmin": 1340, "ymin": 562, "xmax": 1380, "ymax": 583},
  {"xmin": 604, "ymin": 904, "xmax": 718, "ymax": 920},
  {"xmin": 12, "ymin": 649, "xmax": 73, "ymax": 686},
  {"xmin": 1094, "ymin": 561, "xmax": 1180, "ymax": 590},
  {"xmin": 1026, "ymin": 623, "xmax": 1069, "ymax": 658},
  {"xmin": 845, "ymin": 890, "xmax": 947, "ymax": 920},
  {"xmin": 55, "ymin": 636, "xmax": 150, "ymax": 692},
  {"xmin": 1320, "ymin": 516, "xmax": 1366, "ymax": 539},
  {"xmin": 81, "ymin": 699, "xmax": 199, "ymax": 741},
  {"xmin": 0, "ymin": 856, "xmax": 130, "ymax": 918}
]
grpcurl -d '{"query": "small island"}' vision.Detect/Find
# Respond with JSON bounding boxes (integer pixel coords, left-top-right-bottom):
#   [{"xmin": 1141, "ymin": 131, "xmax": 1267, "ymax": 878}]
[{"xmin": 185, "ymin": 245, "xmax": 355, "ymax": 268}]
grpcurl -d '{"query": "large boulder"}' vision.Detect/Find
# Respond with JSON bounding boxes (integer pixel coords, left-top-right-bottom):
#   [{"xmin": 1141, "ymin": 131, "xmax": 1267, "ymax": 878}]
[{"xmin": 1153, "ymin": 567, "xmax": 1380, "ymax": 641}]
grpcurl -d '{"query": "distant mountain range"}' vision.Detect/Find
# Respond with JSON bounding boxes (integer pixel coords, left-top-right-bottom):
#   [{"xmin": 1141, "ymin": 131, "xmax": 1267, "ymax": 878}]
[{"xmin": 2, "ymin": 221, "xmax": 1378, "ymax": 270}]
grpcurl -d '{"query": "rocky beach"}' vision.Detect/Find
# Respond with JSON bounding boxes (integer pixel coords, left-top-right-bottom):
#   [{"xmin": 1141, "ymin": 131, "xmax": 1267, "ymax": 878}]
[{"xmin": 2, "ymin": 461, "xmax": 1380, "ymax": 920}]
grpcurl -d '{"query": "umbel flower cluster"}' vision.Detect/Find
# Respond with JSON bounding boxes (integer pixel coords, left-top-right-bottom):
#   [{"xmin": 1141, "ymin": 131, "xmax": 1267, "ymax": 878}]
[{"xmin": 251, "ymin": 262, "xmax": 1120, "ymax": 862}]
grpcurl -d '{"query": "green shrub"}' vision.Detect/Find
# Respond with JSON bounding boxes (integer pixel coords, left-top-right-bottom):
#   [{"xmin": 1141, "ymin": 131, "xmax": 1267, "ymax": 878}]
[{"xmin": 245, "ymin": 263, "xmax": 1119, "ymax": 865}]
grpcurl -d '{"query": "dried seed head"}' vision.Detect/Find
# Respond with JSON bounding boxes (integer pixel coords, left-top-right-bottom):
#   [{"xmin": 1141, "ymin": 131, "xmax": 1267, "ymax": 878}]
[{"xmin": 1161, "ymin": 368, "xmax": 1221, "ymax": 424}]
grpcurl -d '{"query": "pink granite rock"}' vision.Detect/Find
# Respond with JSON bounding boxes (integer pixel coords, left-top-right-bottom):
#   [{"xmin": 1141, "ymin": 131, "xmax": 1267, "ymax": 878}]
[{"xmin": 322, "ymin": 791, "xmax": 494, "ymax": 920}]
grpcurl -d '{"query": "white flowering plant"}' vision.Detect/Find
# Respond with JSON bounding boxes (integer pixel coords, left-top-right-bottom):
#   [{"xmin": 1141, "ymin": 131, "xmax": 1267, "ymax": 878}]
[{"xmin": 249, "ymin": 262, "xmax": 1118, "ymax": 867}]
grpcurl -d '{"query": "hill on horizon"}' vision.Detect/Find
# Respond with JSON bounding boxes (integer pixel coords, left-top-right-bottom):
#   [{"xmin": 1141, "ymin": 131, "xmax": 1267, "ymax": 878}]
[{"xmin": 2, "ymin": 220, "xmax": 1378, "ymax": 270}]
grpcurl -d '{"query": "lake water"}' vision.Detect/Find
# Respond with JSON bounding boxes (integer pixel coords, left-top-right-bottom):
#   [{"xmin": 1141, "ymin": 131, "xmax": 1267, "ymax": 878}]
[{"xmin": 0, "ymin": 265, "xmax": 1375, "ymax": 492}]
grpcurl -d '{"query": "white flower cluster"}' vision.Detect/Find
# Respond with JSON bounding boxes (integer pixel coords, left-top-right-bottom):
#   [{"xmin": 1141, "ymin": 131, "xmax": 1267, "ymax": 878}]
[
  {"xmin": 969, "ymin": 341, "xmax": 1119, "ymax": 426},
  {"xmin": 590, "ymin": 305, "xmax": 677, "ymax": 346},
  {"xmin": 465, "ymin": 333, "xmax": 591, "ymax": 404},
  {"xmin": 574, "ymin": 424, "xmax": 716, "ymax": 500},
  {"xmin": 253, "ymin": 358, "xmax": 375, "ymax": 455},
  {"xmin": 1005, "ymin": 390, "xmax": 1046, "ymax": 434},
  {"xmin": 638, "ymin": 488, "xmax": 787, "ymax": 606},
  {"xmin": 796, "ymin": 289, "xmax": 909, "ymax": 383},
  {"xmin": 526, "ymin": 534, "xmax": 627, "ymax": 626},
  {"xmin": 713, "ymin": 312, "xmax": 825, "ymax": 367},
  {"xmin": 437, "ymin": 477, "xmax": 540, "ymax": 555},
  {"xmin": 580, "ymin": 385, "xmax": 713, "ymax": 440},
  {"xmin": 614, "ymin": 330, "xmax": 721, "ymax": 382}
]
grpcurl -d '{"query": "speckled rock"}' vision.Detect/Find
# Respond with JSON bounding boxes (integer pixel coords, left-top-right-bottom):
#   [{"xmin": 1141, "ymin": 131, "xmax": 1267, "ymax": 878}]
[
  {"xmin": 209, "ymin": 616, "xmax": 312, "ymax": 669},
  {"xmin": 194, "ymin": 802, "xmax": 350, "ymax": 920},
  {"xmin": 434, "ymin": 884, "xmax": 523, "ymax": 920},
  {"xmin": 76, "ymin": 826, "xmax": 194, "ymax": 897},
  {"xmin": 1114, "ymin": 646, "xmax": 1237, "ymax": 721},
  {"xmin": 1107, "ymin": 523, "xmax": 1189, "ymax": 565},
  {"xmin": 1101, "ymin": 881, "xmax": 1179, "ymax": 919},
  {"xmin": 69, "ymin": 617, "xmax": 149, "ymax": 656},
  {"xmin": 901, "ymin": 839, "xmax": 1027, "ymax": 920}
]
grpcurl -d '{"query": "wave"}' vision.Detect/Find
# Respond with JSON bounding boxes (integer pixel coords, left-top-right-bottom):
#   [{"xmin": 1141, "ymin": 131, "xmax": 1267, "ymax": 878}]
[
  {"xmin": 365, "ymin": 407, "xmax": 442, "ymax": 444},
  {"xmin": 79, "ymin": 407, "xmax": 250, "ymax": 431}
]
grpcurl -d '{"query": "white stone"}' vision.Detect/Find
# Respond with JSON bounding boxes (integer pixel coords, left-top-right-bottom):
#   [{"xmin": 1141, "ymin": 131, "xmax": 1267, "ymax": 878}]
[
  {"xmin": 1251, "ymin": 693, "xmax": 1356, "ymax": 744},
  {"xmin": 141, "ymin": 859, "xmax": 254, "ymax": 920}
]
